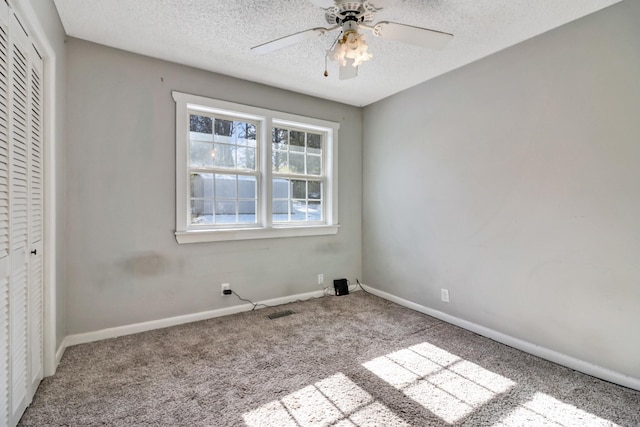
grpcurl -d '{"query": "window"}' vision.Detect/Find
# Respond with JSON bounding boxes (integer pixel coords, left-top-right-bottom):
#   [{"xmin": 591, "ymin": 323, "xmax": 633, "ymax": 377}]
[
  {"xmin": 272, "ymin": 127, "xmax": 323, "ymax": 223},
  {"xmin": 173, "ymin": 92, "xmax": 339, "ymax": 243}
]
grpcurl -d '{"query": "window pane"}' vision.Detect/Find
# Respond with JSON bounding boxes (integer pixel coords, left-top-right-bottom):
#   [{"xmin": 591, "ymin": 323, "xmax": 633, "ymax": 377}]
[
  {"xmin": 290, "ymin": 130, "xmax": 305, "ymax": 152},
  {"xmin": 215, "ymin": 119, "xmax": 233, "ymax": 137},
  {"xmin": 309, "ymin": 201, "xmax": 322, "ymax": 221},
  {"xmin": 273, "ymin": 128, "xmax": 288, "ymax": 148},
  {"xmin": 272, "ymin": 150, "xmax": 287, "ymax": 172},
  {"xmin": 190, "ymin": 140, "xmax": 214, "ymax": 168},
  {"xmin": 237, "ymin": 147, "xmax": 256, "ymax": 170},
  {"xmin": 272, "ymin": 200, "xmax": 289, "ymax": 222},
  {"xmin": 273, "ymin": 178, "xmax": 289, "ymax": 198},
  {"xmin": 237, "ymin": 123, "xmax": 257, "ymax": 147},
  {"xmin": 213, "ymin": 143, "xmax": 236, "ymax": 168},
  {"xmin": 191, "ymin": 200, "xmax": 213, "ymax": 224},
  {"xmin": 292, "ymin": 180, "xmax": 306, "ymax": 199},
  {"xmin": 238, "ymin": 200, "xmax": 255, "ymax": 213},
  {"xmin": 238, "ymin": 201, "xmax": 256, "ymax": 223},
  {"xmin": 215, "ymin": 174, "xmax": 236, "ymax": 199},
  {"xmin": 290, "ymin": 153, "xmax": 304, "ymax": 174},
  {"xmin": 190, "ymin": 130, "xmax": 213, "ymax": 143},
  {"xmin": 307, "ymin": 133, "xmax": 322, "ymax": 152},
  {"xmin": 190, "ymin": 115, "xmax": 212, "ymax": 133},
  {"xmin": 308, "ymin": 181, "xmax": 321, "ymax": 200},
  {"xmin": 291, "ymin": 200, "xmax": 307, "ymax": 221},
  {"xmin": 238, "ymin": 176, "xmax": 257, "ymax": 199},
  {"xmin": 190, "ymin": 173, "xmax": 213, "ymax": 198},
  {"xmin": 306, "ymin": 155, "xmax": 321, "ymax": 176},
  {"xmin": 215, "ymin": 201, "xmax": 236, "ymax": 223}
]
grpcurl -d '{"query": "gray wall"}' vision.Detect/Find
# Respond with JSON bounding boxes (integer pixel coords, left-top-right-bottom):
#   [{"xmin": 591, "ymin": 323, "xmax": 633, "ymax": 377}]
[
  {"xmin": 26, "ymin": 0, "xmax": 67, "ymax": 352},
  {"xmin": 362, "ymin": 1, "xmax": 640, "ymax": 379},
  {"xmin": 65, "ymin": 38, "xmax": 362, "ymax": 334}
]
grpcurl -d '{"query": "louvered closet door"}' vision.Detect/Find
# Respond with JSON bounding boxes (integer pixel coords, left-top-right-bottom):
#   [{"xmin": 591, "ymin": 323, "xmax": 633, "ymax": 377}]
[
  {"xmin": 9, "ymin": 10, "xmax": 31, "ymax": 424},
  {"xmin": 28, "ymin": 43, "xmax": 43, "ymax": 396},
  {"xmin": 0, "ymin": 3, "xmax": 45, "ymax": 425},
  {"xmin": 0, "ymin": 3, "xmax": 10, "ymax": 425}
]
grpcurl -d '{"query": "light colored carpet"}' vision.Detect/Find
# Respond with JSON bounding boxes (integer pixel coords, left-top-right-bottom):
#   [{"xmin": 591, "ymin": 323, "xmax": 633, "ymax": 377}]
[{"xmin": 19, "ymin": 291, "xmax": 640, "ymax": 426}]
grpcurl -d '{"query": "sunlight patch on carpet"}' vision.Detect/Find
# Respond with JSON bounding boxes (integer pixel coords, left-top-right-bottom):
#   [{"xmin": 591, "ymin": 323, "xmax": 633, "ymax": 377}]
[
  {"xmin": 494, "ymin": 392, "xmax": 620, "ymax": 426},
  {"xmin": 363, "ymin": 341, "xmax": 617, "ymax": 425},
  {"xmin": 242, "ymin": 372, "xmax": 409, "ymax": 427},
  {"xmin": 363, "ymin": 342, "xmax": 516, "ymax": 424}
]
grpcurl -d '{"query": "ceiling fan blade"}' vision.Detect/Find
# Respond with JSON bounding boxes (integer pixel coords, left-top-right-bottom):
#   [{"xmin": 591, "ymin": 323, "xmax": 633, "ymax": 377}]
[
  {"xmin": 339, "ymin": 59, "xmax": 358, "ymax": 80},
  {"xmin": 251, "ymin": 27, "xmax": 333, "ymax": 55},
  {"xmin": 372, "ymin": 21, "xmax": 453, "ymax": 50}
]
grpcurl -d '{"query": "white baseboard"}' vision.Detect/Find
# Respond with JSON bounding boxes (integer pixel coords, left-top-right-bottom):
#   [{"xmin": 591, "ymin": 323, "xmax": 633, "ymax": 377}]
[
  {"xmin": 360, "ymin": 283, "xmax": 640, "ymax": 392},
  {"xmin": 65, "ymin": 289, "xmax": 326, "ymax": 348},
  {"xmin": 55, "ymin": 340, "xmax": 66, "ymax": 367}
]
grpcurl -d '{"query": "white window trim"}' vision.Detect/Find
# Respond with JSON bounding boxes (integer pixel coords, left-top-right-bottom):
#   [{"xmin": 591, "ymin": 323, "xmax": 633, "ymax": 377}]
[{"xmin": 173, "ymin": 91, "xmax": 339, "ymax": 244}]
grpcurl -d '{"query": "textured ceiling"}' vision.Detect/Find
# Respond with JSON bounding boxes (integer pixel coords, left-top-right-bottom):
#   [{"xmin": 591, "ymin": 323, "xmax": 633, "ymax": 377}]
[{"xmin": 53, "ymin": 0, "xmax": 620, "ymax": 107}]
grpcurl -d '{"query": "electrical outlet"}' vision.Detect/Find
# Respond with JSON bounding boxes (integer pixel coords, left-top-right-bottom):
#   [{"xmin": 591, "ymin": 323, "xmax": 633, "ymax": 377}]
[
  {"xmin": 221, "ymin": 283, "xmax": 230, "ymax": 296},
  {"xmin": 441, "ymin": 289, "xmax": 450, "ymax": 303},
  {"xmin": 318, "ymin": 274, "xmax": 324, "ymax": 285}
]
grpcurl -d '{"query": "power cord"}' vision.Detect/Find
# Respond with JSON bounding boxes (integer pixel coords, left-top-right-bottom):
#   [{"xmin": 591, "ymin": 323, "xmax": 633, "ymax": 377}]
[
  {"xmin": 230, "ymin": 290, "xmax": 272, "ymax": 311},
  {"xmin": 355, "ymin": 278, "xmax": 373, "ymax": 295},
  {"xmin": 230, "ymin": 289, "xmax": 328, "ymax": 311},
  {"xmin": 229, "ymin": 278, "xmax": 370, "ymax": 311}
]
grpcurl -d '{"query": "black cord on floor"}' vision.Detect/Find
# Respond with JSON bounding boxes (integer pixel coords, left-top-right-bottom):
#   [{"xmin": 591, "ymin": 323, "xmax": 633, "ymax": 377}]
[
  {"xmin": 231, "ymin": 290, "xmax": 271, "ymax": 311},
  {"xmin": 230, "ymin": 278, "xmax": 371, "ymax": 311},
  {"xmin": 355, "ymin": 279, "xmax": 373, "ymax": 295},
  {"xmin": 343, "ymin": 278, "xmax": 373, "ymax": 295},
  {"xmin": 230, "ymin": 289, "xmax": 328, "ymax": 311}
]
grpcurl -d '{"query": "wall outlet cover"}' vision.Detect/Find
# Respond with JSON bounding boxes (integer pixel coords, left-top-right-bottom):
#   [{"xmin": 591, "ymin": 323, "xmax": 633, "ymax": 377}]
[{"xmin": 221, "ymin": 283, "xmax": 230, "ymax": 296}]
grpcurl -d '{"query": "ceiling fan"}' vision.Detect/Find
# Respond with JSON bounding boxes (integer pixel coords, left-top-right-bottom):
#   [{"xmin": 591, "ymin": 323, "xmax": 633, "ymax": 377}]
[{"xmin": 250, "ymin": 0, "xmax": 453, "ymax": 80}]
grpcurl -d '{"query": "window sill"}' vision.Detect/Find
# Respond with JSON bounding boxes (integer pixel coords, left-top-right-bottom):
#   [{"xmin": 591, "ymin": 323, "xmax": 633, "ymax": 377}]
[{"xmin": 175, "ymin": 224, "xmax": 340, "ymax": 244}]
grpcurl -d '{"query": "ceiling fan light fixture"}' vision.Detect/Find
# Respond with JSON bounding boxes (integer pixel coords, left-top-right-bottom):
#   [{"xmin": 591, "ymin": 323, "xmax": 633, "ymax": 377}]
[
  {"xmin": 251, "ymin": 0, "xmax": 454, "ymax": 81},
  {"xmin": 328, "ymin": 30, "xmax": 372, "ymax": 67}
]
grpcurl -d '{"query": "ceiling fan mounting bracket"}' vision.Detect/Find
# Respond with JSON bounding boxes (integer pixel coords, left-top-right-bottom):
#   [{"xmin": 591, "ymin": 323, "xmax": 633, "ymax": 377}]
[
  {"xmin": 338, "ymin": 13, "xmax": 362, "ymax": 25},
  {"xmin": 325, "ymin": 0, "xmax": 380, "ymax": 26}
]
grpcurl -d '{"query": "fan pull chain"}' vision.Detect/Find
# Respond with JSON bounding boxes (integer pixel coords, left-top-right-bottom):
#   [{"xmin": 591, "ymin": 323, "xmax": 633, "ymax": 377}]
[{"xmin": 324, "ymin": 31, "xmax": 343, "ymax": 78}]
